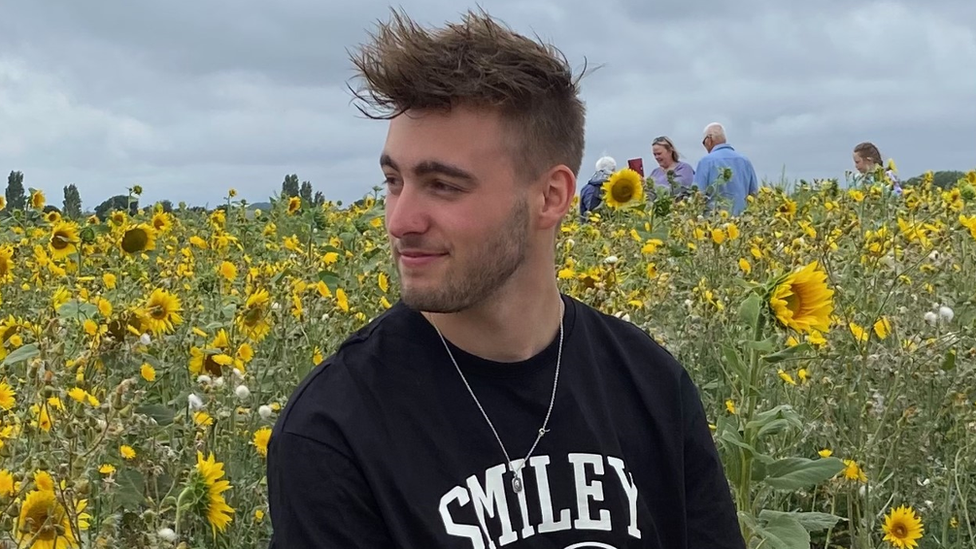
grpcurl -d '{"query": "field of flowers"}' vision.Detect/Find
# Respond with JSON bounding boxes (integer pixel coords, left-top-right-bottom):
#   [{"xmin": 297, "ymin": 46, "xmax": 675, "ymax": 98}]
[{"xmin": 0, "ymin": 167, "xmax": 975, "ymax": 549}]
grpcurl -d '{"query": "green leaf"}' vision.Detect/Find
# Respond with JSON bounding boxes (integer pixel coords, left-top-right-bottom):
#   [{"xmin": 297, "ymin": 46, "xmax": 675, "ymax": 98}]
[
  {"xmin": 756, "ymin": 514, "xmax": 810, "ymax": 549},
  {"xmin": 1, "ymin": 343, "xmax": 39, "ymax": 366},
  {"xmin": 220, "ymin": 303, "xmax": 237, "ymax": 320},
  {"xmin": 700, "ymin": 379, "xmax": 720, "ymax": 391},
  {"xmin": 739, "ymin": 293, "xmax": 761, "ymax": 329},
  {"xmin": 764, "ymin": 457, "xmax": 845, "ymax": 491},
  {"xmin": 717, "ymin": 430, "xmax": 775, "ymax": 465},
  {"xmin": 942, "ymin": 348, "xmax": 956, "ymax": 371},
  {"xmin": 746, "ymin": 405, "xmax": 802, "ymax": 433},
  {"xmin": 758, "ymin": 510, "xmax": 845, "ymax": 533},
  {"xmin": 136, "ymin": 404, "xmax": 175, "ymax": 427},
  {"xmin": 56, "ymin": 299, "xmax": 99, "ymax": 321},
  {"xmin": 723, "ymin": 344, "xmax": 749, "ymax": 382},
  {"xmin": 116, "ymin": 469, "xmax": 146, "ymax": 510},
  {"xmin": 761, "ymin": 343, "xmax": 812, "ymax": 363},
  {"xmin": 318, "ymin": 270, "xmax": 340, "ymax": 291},
  {"xmin": 755, "ymin": 418, "xmax": 797, "ymax": 440},
  {"xmin": 270, "ymin": 268, "xmax": 290, "ymax": 286},
  {"xmin": 745, "ymin": 336, "xmax": 778, "ymax": 353}
]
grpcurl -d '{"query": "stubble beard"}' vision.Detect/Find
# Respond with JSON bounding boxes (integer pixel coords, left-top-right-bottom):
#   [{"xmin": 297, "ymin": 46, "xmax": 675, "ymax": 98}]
[{"xmin": 393, "ymin": 197, "xmax": 529, "ymax": 314}]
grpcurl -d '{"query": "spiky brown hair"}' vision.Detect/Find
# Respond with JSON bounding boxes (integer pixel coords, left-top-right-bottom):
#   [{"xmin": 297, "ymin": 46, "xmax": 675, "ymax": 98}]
[{"xmin": 349, "ymin": 8, "xmax": 587, "ymax": 180}]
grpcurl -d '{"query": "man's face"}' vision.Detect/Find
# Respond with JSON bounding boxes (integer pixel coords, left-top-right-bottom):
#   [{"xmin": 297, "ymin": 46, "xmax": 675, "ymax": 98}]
[
  {"xmin": 702, "ymin": 135, "xmax": 714, "ymax": 153},
  {"xmin": 381, "ymin": 106, "xmax": 531, "ymax": 313}
]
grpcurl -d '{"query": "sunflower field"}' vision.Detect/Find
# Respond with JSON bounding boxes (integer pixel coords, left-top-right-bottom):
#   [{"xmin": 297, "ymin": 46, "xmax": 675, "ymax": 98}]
[{"xmin": 0, "ymin": 168, "xmax": 975, "ymax": 549}]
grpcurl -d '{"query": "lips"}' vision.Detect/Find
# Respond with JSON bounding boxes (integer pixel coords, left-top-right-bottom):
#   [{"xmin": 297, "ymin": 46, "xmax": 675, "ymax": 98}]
[{"xmin": 396, "ymin": 249, "xmax": 447, "ymax": 268}]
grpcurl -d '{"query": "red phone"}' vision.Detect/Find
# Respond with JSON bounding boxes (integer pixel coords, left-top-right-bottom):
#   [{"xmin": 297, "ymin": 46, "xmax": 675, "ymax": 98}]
[{"xmin": 627, "ymin": 158, "xmax": 644, "ymax": 177}]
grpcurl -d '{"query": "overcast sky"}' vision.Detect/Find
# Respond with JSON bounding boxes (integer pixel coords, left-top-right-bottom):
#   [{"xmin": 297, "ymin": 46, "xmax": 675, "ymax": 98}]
[{"xmin": 1, "ymin": 1, "xmax": 974, "ymax": 210}]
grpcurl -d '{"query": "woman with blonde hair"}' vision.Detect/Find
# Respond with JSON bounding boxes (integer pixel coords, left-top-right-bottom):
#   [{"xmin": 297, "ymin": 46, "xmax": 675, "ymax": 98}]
[{"xmin": 649, "ymin": 136, "xmax": 695, "ymax": 194}]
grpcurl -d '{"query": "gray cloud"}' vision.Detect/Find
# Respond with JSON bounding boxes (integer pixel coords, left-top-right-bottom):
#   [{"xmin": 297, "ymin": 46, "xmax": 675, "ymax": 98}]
[{"xmin": 1, "ymin": 0, "xmax": 974, "ymax": 210}]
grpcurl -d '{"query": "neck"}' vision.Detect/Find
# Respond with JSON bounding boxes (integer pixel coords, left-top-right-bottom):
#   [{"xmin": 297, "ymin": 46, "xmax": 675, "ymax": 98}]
[
  {"xmin": 422, "ymin": 263, "xmax": 564, "ymax": 363},
  {"xmin": 659, "ymin": 160, "xmax": 675, "ymax": 170}
]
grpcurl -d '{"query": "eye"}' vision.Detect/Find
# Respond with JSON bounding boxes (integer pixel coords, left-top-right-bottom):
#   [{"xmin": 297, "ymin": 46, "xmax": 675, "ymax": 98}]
[{"xmin": 431, "ymin": 181, "xmax": 461, "ymax": 194}]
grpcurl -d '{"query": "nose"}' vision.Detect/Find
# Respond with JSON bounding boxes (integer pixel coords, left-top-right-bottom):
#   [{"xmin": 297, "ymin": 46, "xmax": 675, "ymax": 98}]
[{"xmin": 385, "ymin": 182, "xmax": 430, "ymax": 239}]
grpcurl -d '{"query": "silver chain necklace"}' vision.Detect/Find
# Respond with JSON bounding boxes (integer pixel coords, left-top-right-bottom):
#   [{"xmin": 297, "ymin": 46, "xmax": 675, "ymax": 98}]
[{"xmin": 429, "ymin": 302, "xmax": 564, "ymax": 494}]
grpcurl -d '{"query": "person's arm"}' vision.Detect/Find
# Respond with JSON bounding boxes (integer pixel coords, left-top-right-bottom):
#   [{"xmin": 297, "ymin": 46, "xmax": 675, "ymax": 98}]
[
  {"xmin": 748, "ymin": 163, "xmax": 759, "ymax": 196},
  {"xmin": 267, "ymin": 430, "xmax": 397, "ymax": 548},
  {"xmin": 676, "ymin": 162, "xmax": 695, "ymax": 186},
  {"xmin": 679, "ymin": 370, "xmax": 746, "ymax": 549}
]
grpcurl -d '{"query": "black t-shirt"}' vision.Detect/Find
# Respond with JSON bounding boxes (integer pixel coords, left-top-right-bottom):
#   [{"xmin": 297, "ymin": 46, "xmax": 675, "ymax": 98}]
[{"xmin": 267, "ymin": 295, "xmax": 745, "ymax": 549}]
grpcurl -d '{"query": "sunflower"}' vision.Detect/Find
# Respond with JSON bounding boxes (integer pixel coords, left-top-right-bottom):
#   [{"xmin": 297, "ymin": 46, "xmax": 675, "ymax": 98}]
[
  {"xmin": 15, "ymin": 488, "xmax": 89, "ymax": 549},
  {"xmin": 882, "ymin": 505, "xmax": 924, "ymax": 548},
  {"xmin": 236, "ymin": 288, "xmax": 272, "ymax": 342},
  {"xmin": 769, "ymin": 261, "xmax": 834, "ymax": 334},
  {"xmin": 192, "ymin": 452, "xmax": 235, "ymax": 535},
  {"xmin": 151, "ymin": 211, "xmax": 173, "ymax": 233},
  {"xmin": 120, "ymin": 223, "xmax": 157, "ymax": 254},
  {"xmin": 0, "ymin": 315, "xmax": 24, "ymax": 343},
  {"xmin": 287, "ymin": 196, "xmax": 301, "ymax": 214},
  {"xmin": 45, "ymin": 210, "xmax": 61, "ymax": 224},
  {"xmin": 0, "ymin": 245, "xmax": 14, "ymax": 283},
  {"xmin": 140, "ymin": 288, "xmax": 183, "ymax": 335},
  {"xmin": 189, "ymin": 330, "xmax": 233, "ymax": 377},
  {"xmin": 0, "ymin": 380, "xmax": 15, "ymax": 410},
  {"xmin": 48, "ymin": 221, "xmax": 81, "ymax": 261},
  {"xmin": 30, "ymin": 190, "xmax": 45, "ymax": 210},
  {"xmin": 109, "ymin": 211, "xmax": 127, "ymax": 227},
  {"xmin": 601, "ymin": 169, "xmax": 644, "ymax": 209},
  {"xmin": 253, "ymin": 427, "xmax": 272, "ymax": 458}
]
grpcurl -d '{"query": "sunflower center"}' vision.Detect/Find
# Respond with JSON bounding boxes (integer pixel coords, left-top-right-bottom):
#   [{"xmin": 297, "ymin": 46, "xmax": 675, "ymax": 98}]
[
  {"xmin": 783, "ymin": 293, "xmax": 799, "ymax": 315},
  {"xmin": 892, "ymin": 523, "xmax": 907, "ymax": 537},
  {"xmin": 611, "ymin": 183, "xmax": 635, "ymax": 203},
  {"xmin": 205, "ymin": 356, "xmax": 223, "ymax": 376},
  {"xmin": 25, "ymin": 504, "xmax": 64, "ymax": 539},
  {"xmin": 243, "ymin": 307, "xmax": 266, "ymax": 327},
  {"xmin": 121, "ymin": 229, "xmax": 149, "ymax": 253},
  {"xmin": 148, "ymin": 304, "xmax": 170, "ymax": 321},
  {"xmin": 51, "ymin": 232, "xmax": 72, "ymax": 250}
]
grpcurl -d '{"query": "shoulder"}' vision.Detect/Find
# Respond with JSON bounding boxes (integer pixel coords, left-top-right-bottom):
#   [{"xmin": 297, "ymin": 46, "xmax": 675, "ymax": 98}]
[
  {"xmin": 569, "ymin": 297, "xmax": 687, "ymax": 380},
  {"xmin": 271, "ymin": 303, "xmax": 421, "ymax": 443}
]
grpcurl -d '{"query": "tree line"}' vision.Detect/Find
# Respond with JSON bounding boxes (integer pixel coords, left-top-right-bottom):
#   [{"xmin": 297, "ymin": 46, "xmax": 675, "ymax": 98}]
[{"xmin": 1, "ymin": 171, "xmax": 329, "ymax": 220}]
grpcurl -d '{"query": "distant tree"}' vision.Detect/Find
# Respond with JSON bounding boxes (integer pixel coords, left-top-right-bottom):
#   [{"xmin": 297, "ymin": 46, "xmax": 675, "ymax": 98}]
[
  {"xmin": 62, "ymin": 184, "xmax": 83, "ymax": 219},
  {"xmin": 43, "ymin": 204, "xmax": 63, "ymax": 216},
  {"xmin": 904, "ymin": 170, "xmax": 966, "ymax": 189},
  {"xmin": 300, "ymin": 181, "xmax": 314, "ymax": 205},
  {"xmin": 313, "ymin": 191, "xmax": 325, "ymax": 207},
  {"xmin": 95, "ymin": 195, "xmax": 138, "ymax": 221},
  {"xmin": 282, "ymin": 174, "xmax": 300, "ymax": 198},
  {"xmin": 5, "ymin": 171, "xmax": 26, "ymax": 211}
]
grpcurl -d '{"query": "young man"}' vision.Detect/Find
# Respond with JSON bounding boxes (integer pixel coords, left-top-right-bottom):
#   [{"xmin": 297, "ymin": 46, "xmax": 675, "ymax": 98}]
[{"xmin": 267, "ymin": 9, "xmax": 745, "ymax": 549}]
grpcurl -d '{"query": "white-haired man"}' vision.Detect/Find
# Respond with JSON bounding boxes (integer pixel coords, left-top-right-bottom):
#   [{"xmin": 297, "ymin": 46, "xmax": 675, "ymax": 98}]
[
  {"xmin": 579, "ymin": 155, "xmax": 616, "ymax": 221},
  {"xmin": 693, "ymin": 123, "xmax": 759, "ymax": 215}
]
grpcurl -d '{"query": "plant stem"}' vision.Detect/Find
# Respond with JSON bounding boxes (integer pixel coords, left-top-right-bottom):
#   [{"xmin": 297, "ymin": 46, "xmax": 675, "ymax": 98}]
[
  {"xmin": 174, "ymin": 486, "xmax": 193, "ymax": 540},
  {"xmin": 737, "ymin": 303, "xmax": 767, "ymax": 542}
]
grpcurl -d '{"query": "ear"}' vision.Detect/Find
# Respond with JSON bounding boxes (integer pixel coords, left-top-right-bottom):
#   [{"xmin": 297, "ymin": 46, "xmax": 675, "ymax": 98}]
[{"xmin": 536, "ymin": 165, "xmax": 576, "ymax": 230}]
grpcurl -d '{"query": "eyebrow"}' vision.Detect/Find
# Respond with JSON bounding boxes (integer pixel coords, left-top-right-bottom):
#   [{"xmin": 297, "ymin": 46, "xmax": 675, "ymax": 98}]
[{"xmin": 380, "ymin": 154, "xmax": 476, "ymax": 182}]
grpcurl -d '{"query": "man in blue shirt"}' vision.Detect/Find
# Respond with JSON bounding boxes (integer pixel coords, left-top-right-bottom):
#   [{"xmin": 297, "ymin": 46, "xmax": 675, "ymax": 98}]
[{"xmin": 692, "ymin": 123, "xmax": 759, "ymax": 215}]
